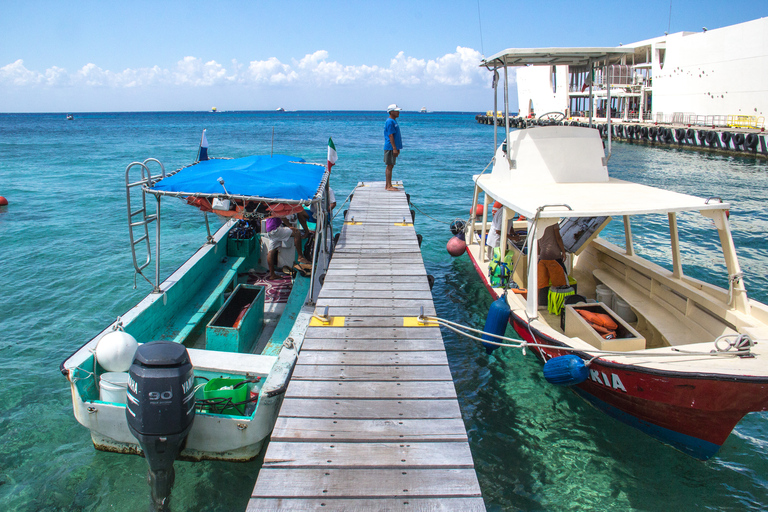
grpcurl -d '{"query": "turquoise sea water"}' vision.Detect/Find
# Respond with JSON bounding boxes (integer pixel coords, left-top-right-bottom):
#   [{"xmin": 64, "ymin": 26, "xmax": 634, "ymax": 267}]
[{"xmin": 1, "ymin": 111, "xmax": 767, "ymax": 511}]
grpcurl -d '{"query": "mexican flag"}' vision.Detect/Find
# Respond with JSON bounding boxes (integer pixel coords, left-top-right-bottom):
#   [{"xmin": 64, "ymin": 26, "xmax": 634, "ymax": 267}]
[{"xmin": 327, "ymin": 137, "xmax": 337, "ymax": 171}]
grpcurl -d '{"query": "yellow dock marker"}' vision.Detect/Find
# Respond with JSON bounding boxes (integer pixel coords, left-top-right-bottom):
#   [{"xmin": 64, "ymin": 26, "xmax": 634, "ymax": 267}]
[
  {"xmin": 344, "ymin": 221, "xmax": 363, "ymax": 225},
  {"xmin": 394, "ymin": 222, "xmax": 413, "ymax": 226},
  {"xmin": 309, "ymin": 316, "xmax": 346, "ymax": 327},
  {"xmin": 403, "ymin": 316, "xmax": 439, "ymax": 327}
]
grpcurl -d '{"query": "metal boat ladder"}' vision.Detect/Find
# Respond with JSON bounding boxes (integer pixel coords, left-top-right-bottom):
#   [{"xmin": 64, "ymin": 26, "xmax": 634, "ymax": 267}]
[{"xmin": 125, "ymin": 158, "xmax": 165, "ymax": 293}]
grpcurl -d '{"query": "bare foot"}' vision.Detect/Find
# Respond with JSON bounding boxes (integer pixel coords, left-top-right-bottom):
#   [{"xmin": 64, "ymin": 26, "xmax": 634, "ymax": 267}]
[
  {"xmin": 385, "ymin": 186, "xmax": 399, "ymax": 191},
  {"xmin": 298, "ymin": 257, "xmax": 311, "ymax": 265},
  {"xmin": 267, "ymin": 273, "xmax": 281, "ymax": 280}
]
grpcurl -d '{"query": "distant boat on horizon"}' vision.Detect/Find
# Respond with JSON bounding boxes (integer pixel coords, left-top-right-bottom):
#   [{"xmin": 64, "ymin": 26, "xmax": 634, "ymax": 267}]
[
  {"xmin": 420, "ymin": 107, "xmax": 427, "ymax": 113},
  {"xmin": 211, "ymin": 107, "xmax": 217, "ymax": 113},
  {"xmin": 66, "ymin": 114, "xmax": 74, "ymax": 120},
  {"xmin": 275, "ymin": 107, "xmax": 285, "ymax": 112}
]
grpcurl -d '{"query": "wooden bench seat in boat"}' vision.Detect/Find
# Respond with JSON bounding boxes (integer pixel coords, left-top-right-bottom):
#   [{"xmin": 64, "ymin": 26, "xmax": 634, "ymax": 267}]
[
  {"xmin": 187, "ymin": 347, "xmax": 276, "ymax": 376},
  {"xmin": 588, "ymin": 238, "xmax": 739, "ymax": 347},
  {"xmin": 169, "ymin": 257, "xmax": 245, "ymax": 345},
  {"xmin": 592, "ymin": 268, "xmax": 712, "ymax": 347}
]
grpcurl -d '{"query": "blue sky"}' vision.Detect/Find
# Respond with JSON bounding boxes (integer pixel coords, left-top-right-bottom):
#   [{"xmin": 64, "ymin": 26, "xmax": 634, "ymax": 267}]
[{"xmin": 1, "ymin": 0, "xmax": 765, "ymax": 112}]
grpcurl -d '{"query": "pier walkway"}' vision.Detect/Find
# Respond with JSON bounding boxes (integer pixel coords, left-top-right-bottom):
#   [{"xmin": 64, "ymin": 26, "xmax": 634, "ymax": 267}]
[{"xmin": 248, "ymin": 182, "xmax": 484, "ymax": 511}]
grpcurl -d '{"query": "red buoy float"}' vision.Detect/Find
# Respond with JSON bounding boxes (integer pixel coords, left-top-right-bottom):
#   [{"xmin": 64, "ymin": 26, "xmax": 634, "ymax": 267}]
[
  {"xmin": 471, "ymin": 204, "xmax": 483, "ymax": 217},
  {"xmin": 0, "ymin": 196, "xmax": 8, "ymax": 206},
  {"xmin": 446, "ymin": 231, "xmax": 467, "ymax": 257}
]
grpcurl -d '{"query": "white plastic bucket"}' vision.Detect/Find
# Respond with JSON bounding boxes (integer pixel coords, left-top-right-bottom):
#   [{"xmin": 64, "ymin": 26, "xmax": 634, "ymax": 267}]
[
  {"xmin": 100, "ymin": 372, "xmax": 130, "ymax": 404},
  {"xmin": 614, "ymin": 297, "xmax": 638, "ymax": 323},
  {"xmin": 595, "ymin": 284, "xmax": 614, "ymax": 308}
]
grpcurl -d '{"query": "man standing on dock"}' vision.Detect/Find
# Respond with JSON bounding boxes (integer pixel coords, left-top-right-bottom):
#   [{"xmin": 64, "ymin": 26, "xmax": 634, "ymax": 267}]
[{"xmin": 384, "ymin": 104, "xmax": 403, "ymax": 191}]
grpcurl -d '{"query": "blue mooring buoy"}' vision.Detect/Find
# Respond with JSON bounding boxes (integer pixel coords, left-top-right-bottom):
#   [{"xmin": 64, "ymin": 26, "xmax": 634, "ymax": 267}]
[
  {"xmin": 481, "ymin": 295, "xmax": 510, "ymax": 354},
  {"xmin": 543, "ymin": 354, "xmax": 589, "ymax": 386}
]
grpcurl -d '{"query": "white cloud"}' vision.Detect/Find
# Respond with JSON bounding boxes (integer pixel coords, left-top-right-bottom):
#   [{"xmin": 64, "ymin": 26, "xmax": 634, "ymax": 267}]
[
  {"xmin": 1, "ymin": 60, "xmax": 45, "ymax": 86},
  {"xmin": 0, "ymin": 47, "xmax": 490, "ymax": 90},
  {"xmin": 245, "ymin": 57, "xmax": 297, "ymax": 85}
]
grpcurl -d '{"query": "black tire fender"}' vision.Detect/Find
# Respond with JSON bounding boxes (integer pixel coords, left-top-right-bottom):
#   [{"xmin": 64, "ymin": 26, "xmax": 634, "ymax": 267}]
[{"xmin": 745, "ymin": 133, "xmax": 759, "ymax": 150}]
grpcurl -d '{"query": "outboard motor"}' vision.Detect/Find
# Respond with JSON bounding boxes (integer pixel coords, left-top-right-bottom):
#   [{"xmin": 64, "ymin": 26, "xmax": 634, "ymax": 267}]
[{"xmin": 126, "ymin": 341, "xmax": 195, "ymax": 512}]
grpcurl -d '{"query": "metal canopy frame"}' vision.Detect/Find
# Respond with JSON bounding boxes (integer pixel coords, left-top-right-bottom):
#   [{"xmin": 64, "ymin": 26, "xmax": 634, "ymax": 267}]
[
  {"xmin": 481, "ymin": 46, "xmax": 636, "ymax": 165},
  {"xmin": 480, "ymin": 47, "xmax": 635, "ymax": 68}
]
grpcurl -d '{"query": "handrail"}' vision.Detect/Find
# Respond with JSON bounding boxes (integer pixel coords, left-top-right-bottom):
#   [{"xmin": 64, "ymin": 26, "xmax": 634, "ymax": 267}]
[{"xmin": 125, "ymin": 158, "xmax": 165, "ymax": 293}]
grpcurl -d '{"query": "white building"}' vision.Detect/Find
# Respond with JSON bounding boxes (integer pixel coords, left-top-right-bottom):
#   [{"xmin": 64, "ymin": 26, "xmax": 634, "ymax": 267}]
[{"xmin": 515, "ymin": 17, "xmax": 768, "ymax": 126}]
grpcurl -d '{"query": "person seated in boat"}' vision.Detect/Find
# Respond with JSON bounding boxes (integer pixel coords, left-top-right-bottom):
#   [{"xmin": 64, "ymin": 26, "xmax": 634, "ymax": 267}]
[
  {"xmin": 263, "ymin": 216, "xmax": 311, "ymax": 280},
  {"xmin": 537, "ymin": 223, "xmax": 568, "ymax": 292},
  {"xmin": 296, "ymin": 187, "xmax": 336, "ymax": 236},
  {"xmin": 287, "ymin": 211, "xmax": 311, "ymax": 238},
  {"xmin": 486, "ymin": 201, "xmax": 521, "ymax": 258}
]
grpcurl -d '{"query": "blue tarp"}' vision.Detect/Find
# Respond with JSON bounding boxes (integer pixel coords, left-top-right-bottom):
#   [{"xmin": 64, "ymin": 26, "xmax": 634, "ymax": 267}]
[{"xmin": 152, "ymin": 155, "xmax": 325, "ymax": 201}]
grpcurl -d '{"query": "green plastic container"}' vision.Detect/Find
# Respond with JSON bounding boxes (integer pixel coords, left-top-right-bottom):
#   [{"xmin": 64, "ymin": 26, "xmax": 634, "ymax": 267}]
[{"xmin": 203, "ymin": 377, "xmax": 248, "ymax": 415}]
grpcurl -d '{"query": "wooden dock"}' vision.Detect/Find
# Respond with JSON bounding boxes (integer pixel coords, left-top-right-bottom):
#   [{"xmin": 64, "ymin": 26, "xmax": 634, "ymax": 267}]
[{"xmin": 248, "ymin": 182, "xmax": 485, "ymax": 511}]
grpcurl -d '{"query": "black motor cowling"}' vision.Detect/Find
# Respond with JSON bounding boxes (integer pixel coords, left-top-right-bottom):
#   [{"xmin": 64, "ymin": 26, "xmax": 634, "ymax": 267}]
[{"xmin": 127, "ymin": 341, "xmax": 195, "ymax": 512}]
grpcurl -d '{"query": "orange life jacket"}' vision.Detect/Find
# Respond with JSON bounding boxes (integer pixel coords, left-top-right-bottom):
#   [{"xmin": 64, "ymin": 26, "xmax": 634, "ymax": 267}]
[{"xmin": 577, "ymin": 310, "xmax": 618, "ymax": 330}]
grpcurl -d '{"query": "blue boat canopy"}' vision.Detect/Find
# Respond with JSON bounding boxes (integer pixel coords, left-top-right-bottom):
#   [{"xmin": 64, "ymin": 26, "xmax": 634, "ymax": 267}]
[{"xmin": 151, "ymin": 155, "xmax": 326, "ymax": 202}]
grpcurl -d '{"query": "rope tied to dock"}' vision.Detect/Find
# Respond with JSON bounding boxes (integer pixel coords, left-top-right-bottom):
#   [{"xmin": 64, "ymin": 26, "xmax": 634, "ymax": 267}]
[{"xmin": 418, "ymin": 313, "xmax": 755, "ymax": 360}]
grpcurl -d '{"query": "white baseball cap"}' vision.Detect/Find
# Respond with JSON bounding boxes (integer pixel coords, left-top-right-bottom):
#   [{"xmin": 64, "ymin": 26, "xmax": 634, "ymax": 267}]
[{"xmin": 386, "ymin": 104, "xmax": 402, "ymax": 112}]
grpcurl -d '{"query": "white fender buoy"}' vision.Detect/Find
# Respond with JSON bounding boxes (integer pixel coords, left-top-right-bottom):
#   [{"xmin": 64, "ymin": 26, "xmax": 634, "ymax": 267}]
[{"xmin": 95, "ymin": 331, "xmax": 139, "ymax": 372}]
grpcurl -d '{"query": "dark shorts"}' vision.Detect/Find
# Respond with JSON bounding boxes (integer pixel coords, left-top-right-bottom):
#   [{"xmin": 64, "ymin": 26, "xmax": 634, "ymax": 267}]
[{"xmin": 384, "ymin": 150, "xmax": 398, "ymax": 166}]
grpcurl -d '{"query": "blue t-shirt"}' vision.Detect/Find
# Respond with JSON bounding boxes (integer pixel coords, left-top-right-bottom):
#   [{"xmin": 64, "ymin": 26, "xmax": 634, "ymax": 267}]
[{"xmin": 384, "ymin": 118, "xmax": 402, "ymax": 150}]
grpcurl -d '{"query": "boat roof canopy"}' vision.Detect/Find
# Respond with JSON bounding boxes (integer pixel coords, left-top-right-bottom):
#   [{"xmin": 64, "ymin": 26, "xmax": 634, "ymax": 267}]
[
  {"xmin": 474, "ymin": 127, "xmax": 730, "ymax": 219},
  {"xmin": 481, "ymin": 47, "xmax": 635, "ymax": 68},
  {"xmin": 474, "ymin": 175, "xmax": 730, "ymax": 219},
  {"xmin": 150, "ymin": 154, "xmax": 327, "ymax": 202}
]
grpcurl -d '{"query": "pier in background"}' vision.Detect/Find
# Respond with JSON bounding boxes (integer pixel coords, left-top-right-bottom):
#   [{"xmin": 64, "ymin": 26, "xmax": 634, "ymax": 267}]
[{"xmin": 248, "ymin": 182, "xmax": 485, "ymax": 511}]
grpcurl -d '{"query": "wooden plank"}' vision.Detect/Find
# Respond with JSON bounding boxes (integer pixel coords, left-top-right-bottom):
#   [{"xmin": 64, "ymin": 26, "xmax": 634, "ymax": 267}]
[
  {"xmin": 269, "ymin": 417, "xmax": 469, "ymax": 442},
  {"xmin": 250, "ymin": 468, "xmax": 483, "ymax": 498},
  {"xmin": 332, "ymin": 245, "xmax": 421, "ymax": 252},
  {"xmin": 330, "ymin": 253, "xmax": 424, "ymax": 260},
  {"xmin": 292, "ymin": 364, "xmax": 452, "ymax": 381},
  {"xmin": 324, "ymin": 270, "xmax": 427, "ymax": 278},
  {"xmin": 332, "ymin": 247, "xmax": 421, "ymax": 254},
  {"xmin": 319, "ymin": 281, "xmax": 430, "ymax": 291},
  {"xmin": 301, "ymin": 338, "xmax": 446, "ymax": 351},
  {"xmin": 307, "ymin": 316, "xmax": 435, "ymax": 328},
  {"xmin": 316, "ymin": 298, "xmax": 435, "ymax": 308},
  {"xmin": 327, "ymin": 262, "xmax": 426, "ymax": 271},
  {"xmin": 284, "ymin": 381, "xmax": 458, "ymax": 400},
  {"xmin": 262, "ymin": 442, "xmax": 475, "ymax": 468},
  {"xmin": 304, "ymin": 326, "xmax": 442, "ymax": 340},
  {"xmin": 247, "ymin": 497, "xmax": 486, "ymax": 512},
  {"xmin": 319, "ymin": 273, "xmax": 430, "ymax": 282},
  {"xmin": 312, "ymin": 306, "xmax": 437, "ymax": 317},
  {"xmin": 318, "ymin": 290, "xmax": 434, "ymax": 300},
  {"xmin": 277, "ymin": 398, "xmax": 463, "ymax": 419},
  {"xmin": 297, "ymin": 351, "xmax": 449, "ymax": 366}
]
